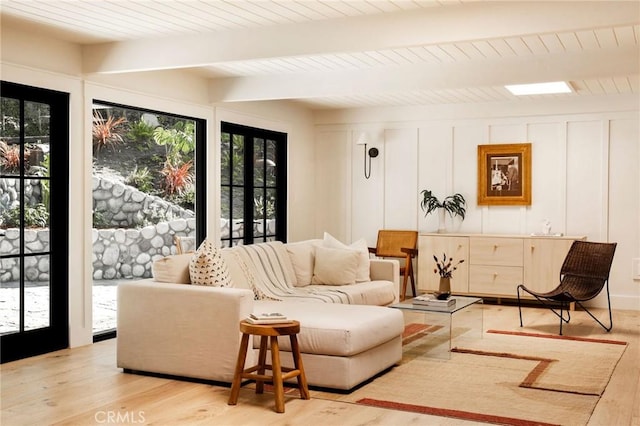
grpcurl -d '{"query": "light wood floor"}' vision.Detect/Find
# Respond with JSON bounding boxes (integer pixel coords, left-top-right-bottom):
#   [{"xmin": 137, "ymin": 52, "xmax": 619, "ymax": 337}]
[{"xmin": 2, "ymin": 304, "xmax": 639, "ymax": 426}]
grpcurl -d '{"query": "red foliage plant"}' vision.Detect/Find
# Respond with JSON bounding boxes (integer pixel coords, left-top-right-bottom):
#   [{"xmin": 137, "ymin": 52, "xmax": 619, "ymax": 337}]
[
  {"xmin": 161, "ymin": 161, "xmax": 193, "ymax": 196},
  {"xmin": 0, "ymin": 140, "xmax": 22, "ymax": 172},
  {"xmin": 92, "ymin": 110, "xmax": 126, "ymax": 152}
]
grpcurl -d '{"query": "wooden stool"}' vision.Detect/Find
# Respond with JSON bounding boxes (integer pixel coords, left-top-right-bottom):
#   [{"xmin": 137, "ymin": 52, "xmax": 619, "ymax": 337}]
[{"xmin": 228, "ymin": 320, "xmax": 310, "ymax": 413}]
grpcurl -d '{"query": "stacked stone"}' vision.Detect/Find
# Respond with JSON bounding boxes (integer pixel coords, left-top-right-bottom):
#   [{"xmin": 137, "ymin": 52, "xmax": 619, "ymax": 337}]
[
  {"xmin": 0, "ymin": 178, "xmax": 42, "ymax": 208},
  {"xmin": 0, "ymin": 218, "xmax": 195, "ymax": 282},
  {"xmin": 0, "ymin": 228, "xmax": 51, "ymax": 282},
  {"xmin": 91, "ymin": 218, "xmax": 196, "ymax": 280},
  {"xmin": 92, "ymin": 175, "xmax": 194, "ymax": 227}
]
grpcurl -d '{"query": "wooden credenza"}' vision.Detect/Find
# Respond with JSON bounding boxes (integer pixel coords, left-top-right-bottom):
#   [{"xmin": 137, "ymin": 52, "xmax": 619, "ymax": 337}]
[{"xmin": 418, "ymin": 233, "xmax": 586, "ymax": 299}]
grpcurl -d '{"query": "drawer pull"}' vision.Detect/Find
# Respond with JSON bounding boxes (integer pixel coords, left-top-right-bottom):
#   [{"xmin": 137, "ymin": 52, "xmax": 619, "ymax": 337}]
[{"xmin": 493, "ymin": 245, "xmax": 498, "ymax": 250}]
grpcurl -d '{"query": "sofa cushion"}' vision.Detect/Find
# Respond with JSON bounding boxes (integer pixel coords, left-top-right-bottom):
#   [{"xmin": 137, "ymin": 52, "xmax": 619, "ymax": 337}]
[
  {"xmin": 322, "ymin": 232, "xmax": 370, "ymax": 282},
  {"xmin": 311, "ymin": 246, "xmax": 358, "ymax": 285},
  {"xmin": 254, "ymin": 301, "xmax": 404, "ymax": 356},
  {"xmin": 219, "ymin": 248, "xmax": 253, "ymax": 290},
  {"xmin": 189, "ymin": 239, "xmax": 232, "ymax": 287},
  {"xmin": 285, "ymin": 239, "xmax": 322, "ymax": 287},
  {"xmin": 306, "ymin": 281, "xmax": 396, "ymax": 306},
  {"xmin": 151, "ymin": 253, "xmax": 192, "ymax": 284}
]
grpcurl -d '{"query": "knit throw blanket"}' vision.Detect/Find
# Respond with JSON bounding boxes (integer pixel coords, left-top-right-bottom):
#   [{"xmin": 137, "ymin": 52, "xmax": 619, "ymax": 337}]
[{"xmin": 230, "ymin": 241, "xmax": 353, "ymax": 303}]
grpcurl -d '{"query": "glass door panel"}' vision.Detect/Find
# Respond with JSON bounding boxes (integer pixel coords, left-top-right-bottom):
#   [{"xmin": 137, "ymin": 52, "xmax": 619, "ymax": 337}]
[
  {"xmin": 1, "ymin": 81, "xmax": 69, "ymax": 363},
  {"xmin": 0, "ymin": 258, "xmax": 20, "ymax": 335},
  {"xmin": 220, "ymin": 122, "xmax": 286, "ymax": 247},
  {"xmin": 24, "ymin": 254, "xmax": 50, "ymax": 330}
]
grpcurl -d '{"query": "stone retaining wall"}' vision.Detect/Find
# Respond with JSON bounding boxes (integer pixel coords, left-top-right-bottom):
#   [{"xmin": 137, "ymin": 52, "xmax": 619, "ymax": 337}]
[
  {"xmin": 93, "ymin": 175, "xmax": 194, "ymax": 227},
  {"xmin": 0, "ymin": 218, "xmax": 196, "ymax": 282},
  {"xmin": 0, "ymin": 170, "xmax": 277, "ymax": 282},
  {"xmin": 0, "ymin": 178, "xmax": 42, "ymax": 208},
  {"xmin": 91, "ymin": 218, "xmax": 196, "ymax": 280},
  {"xmin": 0, "ymin": 218, "xmax": 278, "ymax": 282}
]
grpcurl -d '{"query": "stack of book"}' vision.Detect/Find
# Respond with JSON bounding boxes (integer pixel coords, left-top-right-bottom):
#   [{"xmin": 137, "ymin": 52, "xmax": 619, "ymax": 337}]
[
  {"xmin": 412, "ymin": 295, "xmax": 456, "ymax": 311},
  {"xmin": 245, "ymin": 312, "xmax": 293, "ymax": 324}
]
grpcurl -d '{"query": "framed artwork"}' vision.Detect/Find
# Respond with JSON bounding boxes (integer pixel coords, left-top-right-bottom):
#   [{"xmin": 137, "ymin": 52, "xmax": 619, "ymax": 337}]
[{"xmin": 477, "ymin": 143, "xmax": 531, "ymax": 206}]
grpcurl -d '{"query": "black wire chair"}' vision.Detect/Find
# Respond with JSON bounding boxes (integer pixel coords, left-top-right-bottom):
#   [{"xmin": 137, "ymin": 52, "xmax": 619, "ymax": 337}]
[{"xmin": 517, "ymin": 240, "xmax": 617, "ymax": 335}]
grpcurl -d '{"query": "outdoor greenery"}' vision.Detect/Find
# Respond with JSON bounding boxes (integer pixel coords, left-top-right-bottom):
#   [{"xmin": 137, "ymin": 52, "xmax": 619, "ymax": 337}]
[
  {"xmin": 92, "ymin": 105, "xmax": 196, "ymax": 210},
  {"xmin": 0, "ymin": 98, "xmax": 52, "ymax": 229},
  {"xmin": 1, "ymin": 203, "xmax": 49, "ymax": 228}
]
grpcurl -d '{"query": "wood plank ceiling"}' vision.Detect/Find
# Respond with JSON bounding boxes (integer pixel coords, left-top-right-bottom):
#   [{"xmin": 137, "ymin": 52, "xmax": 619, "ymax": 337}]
[{"xmin": 1, "ymin": 0, "xmax": 638, "ymax": 109}]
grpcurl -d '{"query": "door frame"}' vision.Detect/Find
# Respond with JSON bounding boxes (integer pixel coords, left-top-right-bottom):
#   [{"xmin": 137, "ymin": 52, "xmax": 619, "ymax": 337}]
[{"xmin": 1, "ymin": 81, "xmax": 69, "ymax": 363}]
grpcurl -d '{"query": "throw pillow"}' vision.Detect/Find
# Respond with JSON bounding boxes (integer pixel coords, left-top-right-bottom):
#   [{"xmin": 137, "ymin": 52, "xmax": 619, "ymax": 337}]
[
  {"xmin": 286, "ymin": 239, "xmax": 322, "ymax": 287},
  {"xmin": 189, "ymin": 239, "xmax": 232, "ymax": 287},
  {"xmin": 311, "ymin": 246, "xmax": 358, "ymax": 285},
  {"xmin": 322, "ymin": 232, "xmax": 371, "ymax": 282},
  {"xmin": 152, "ymin": 253, "xmax": 192, "ymax": 284}
]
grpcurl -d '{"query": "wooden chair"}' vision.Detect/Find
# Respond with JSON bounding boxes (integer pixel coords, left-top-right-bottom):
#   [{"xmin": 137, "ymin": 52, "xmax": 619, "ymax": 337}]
[
  {"xmin": 174, "ymin": 235, "xmax": 196, "ymax": 254},
  {"xmin": 517, "ymin": 240, "xmax": 617, "ymax": 335},
  {"xmin": 369, "ymin": 230, "xmax": 418, "ymax": 301}
]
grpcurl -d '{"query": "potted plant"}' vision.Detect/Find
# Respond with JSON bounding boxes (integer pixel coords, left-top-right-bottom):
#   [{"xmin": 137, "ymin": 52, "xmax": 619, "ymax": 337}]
[{"xmin": 420, "ymin": 190, "xmax": 467, "ymax": 232}]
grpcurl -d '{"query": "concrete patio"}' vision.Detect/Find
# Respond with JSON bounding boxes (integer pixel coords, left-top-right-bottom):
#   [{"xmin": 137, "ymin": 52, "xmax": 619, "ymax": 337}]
[{"xmin": 0, "ymin": 280, "xmax": 123, "ymax": 335}]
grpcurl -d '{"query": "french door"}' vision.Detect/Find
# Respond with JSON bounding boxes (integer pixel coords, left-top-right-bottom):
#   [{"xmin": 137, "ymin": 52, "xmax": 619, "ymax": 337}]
[
  {"xmin": 0, "ymin": 81, "xmax": 69, "ymax": 363},
  {"xmin": 220, "ymin": 122, "xmax": 287, "ymax": 247}
]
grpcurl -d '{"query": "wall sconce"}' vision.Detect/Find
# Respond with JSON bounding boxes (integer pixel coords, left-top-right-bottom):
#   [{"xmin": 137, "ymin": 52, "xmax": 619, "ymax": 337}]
[{"xmin": 356, "ymin": 132, "xmax": 379, "ymax": 179}]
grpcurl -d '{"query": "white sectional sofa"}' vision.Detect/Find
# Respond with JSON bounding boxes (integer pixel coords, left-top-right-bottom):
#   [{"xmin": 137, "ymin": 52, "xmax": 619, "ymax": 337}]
[{"xmin": 117, "ymin": 238, "xmax": 405, "ymax": 390}]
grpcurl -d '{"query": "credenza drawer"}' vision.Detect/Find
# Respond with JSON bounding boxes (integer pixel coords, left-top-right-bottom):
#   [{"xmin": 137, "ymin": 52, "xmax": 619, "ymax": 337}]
[
  {"xmin": 469, "ymin": 265, "xmax": 522, "ymax": 296},
  {"xmin": 470, "ymin": 237, "xmax": 523, "ymax": 267}
]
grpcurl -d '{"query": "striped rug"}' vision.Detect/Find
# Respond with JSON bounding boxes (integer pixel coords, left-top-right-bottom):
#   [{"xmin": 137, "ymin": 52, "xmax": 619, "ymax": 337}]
[{"xmin": 313, "ymin": 325, "xmax": 627, "ymax": 426}]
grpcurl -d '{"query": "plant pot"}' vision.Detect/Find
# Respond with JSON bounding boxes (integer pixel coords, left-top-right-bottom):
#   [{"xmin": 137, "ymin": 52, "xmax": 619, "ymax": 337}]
[{"xmin": 436, "ymin": 277, "xmax": 451, "ymax": 299}]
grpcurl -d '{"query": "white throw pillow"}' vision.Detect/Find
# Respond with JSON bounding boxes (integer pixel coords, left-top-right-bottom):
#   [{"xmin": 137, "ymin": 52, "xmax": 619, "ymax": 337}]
[
  {"xmin": 286, "ymin": 239, "xmax": 322, "ymax": 287},
  {"xmin": 189, "ymin": 239, "xmax": 232, "ymax": 287},
  {"xmin": 311, "ymin": 246, "xmax": 358, "ymax": 285},
  {"xmin": 322, "ymin": 232, "xmax": 371, "ymax": 282},
  {"xmin": 152, "ymin": 253, "xmax": 192, "ymax": 284}
]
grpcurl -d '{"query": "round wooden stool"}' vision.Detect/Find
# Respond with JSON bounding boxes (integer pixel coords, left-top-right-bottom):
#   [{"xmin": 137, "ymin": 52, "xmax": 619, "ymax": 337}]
[{"xmin": 228, "ymin": 320, "xmax": 310, "ymax": 413}]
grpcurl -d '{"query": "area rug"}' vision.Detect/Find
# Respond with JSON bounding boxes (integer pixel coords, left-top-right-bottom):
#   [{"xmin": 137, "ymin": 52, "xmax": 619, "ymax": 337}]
[{"xmin": 314, "ymin": 325, "xmax": 627, "ymax": 426}]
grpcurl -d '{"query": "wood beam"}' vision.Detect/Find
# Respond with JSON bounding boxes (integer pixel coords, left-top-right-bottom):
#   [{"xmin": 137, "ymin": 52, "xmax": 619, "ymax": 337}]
[
  {"xmin": 82, "ymin": 2, "xmax": 639, "ymax": 74},
  {"xmin": 208, "ymin": 46, "xmax": 640, "ymax": 102}
]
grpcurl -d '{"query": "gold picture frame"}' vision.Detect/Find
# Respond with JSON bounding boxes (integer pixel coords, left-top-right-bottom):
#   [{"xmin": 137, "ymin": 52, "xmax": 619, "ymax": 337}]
[{"xmin": 477, "ymin": 143, "xmax": 531, "ymax": 206}]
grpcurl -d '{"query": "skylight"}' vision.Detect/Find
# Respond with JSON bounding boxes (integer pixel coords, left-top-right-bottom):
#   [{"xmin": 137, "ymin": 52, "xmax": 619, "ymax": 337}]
[{"xmin": 505, "ymin": 81, "xmax": 573, "ymax": 96}]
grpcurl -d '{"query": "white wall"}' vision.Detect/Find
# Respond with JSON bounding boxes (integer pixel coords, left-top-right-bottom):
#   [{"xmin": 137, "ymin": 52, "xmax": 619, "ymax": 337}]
[
  {"xmin": 1, "ymin": 25, "xmax": 317, "ymax": 348},
  {"xmin": 314, "ymin": 98, "xmax": 640, "ymax": 311}
]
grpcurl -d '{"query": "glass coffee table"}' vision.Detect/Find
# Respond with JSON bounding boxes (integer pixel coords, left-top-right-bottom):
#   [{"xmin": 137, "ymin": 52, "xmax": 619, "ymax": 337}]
[{"xmin": 390, "ymin": 295, "xmax": 483, "ymax": 359}]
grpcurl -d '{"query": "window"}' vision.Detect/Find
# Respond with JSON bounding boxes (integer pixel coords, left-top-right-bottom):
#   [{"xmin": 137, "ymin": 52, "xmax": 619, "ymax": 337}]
[
  {"xmin": 220, "ymin": 122, "xmax": 287, "ymax": 247},
  {"xmin": 91, "ymin": 101, "xmax": 206, "ymax": 337}
]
